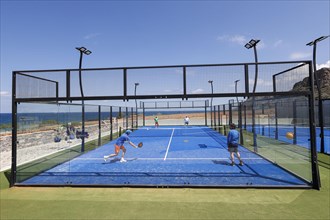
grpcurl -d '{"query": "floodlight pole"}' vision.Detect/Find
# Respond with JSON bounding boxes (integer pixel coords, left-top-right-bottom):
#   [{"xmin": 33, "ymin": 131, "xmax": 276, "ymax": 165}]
[
  {"xmin": 306, "ymin": 35, "xmax": 329, "ymax": 154},
  {"xmin": 245, "ymin": 39, "xmax": 260, "ymax": 152},
  {"xmin": 134, "ymin": 83, "xmax": 139, "ymax": 128},
  {"xmin": 208, "ymin": 80, "xmax": 214, "ymax": 128},
  {"xmin": 76, "ymin": 47, "xmax": 91, "ymax": 152}
]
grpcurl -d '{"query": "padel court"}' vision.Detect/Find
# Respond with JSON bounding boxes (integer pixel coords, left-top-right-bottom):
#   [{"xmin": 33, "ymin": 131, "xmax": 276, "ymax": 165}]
[
  {"xmin": 19, "ymin": 126, "xmax": 309, "ymax": 187},
  {"xmin": 11, "ymin": 61, "xmax": 322, "ymax": 189}
]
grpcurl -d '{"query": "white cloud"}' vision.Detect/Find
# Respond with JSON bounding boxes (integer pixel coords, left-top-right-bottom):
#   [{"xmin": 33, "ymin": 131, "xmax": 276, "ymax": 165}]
[
  {"xmin": 249, "ymin": 78, "xmax": 273, "ymax": 87},
  {"xmin": 273, "ymin": 40, "xmax": 283, "ymax": 47},
  {"xmin": 317, "ymin": 60, "xmax": 330, "ymax": 70},
  {"xmin": 290, "ymin": 52, "xmax": 311, "ymax": 60},
  {"xmin": 217, "ymin": 34, "xmax": 247, "ymax": 45},
  {"xmin": 217, "ymin": 34, "xmax": 265, "ymax": 49},
  {"xmin": 257, "ymin": 41, "xmax": 266, "ymax": 49},
  {"xmin": 84, "ymin": 33, "xmax": 101, "ymax": 40},
  {"xmin": 229, "ymin": 35, "xmax": 247, "ymax": 45},
  {"xmin": 191, "ymin": 88, "xmax": 204, "ymax": 94},
  {"xmin": 0, "ymin": 91, "xmax": 10, "ymax": 97}
]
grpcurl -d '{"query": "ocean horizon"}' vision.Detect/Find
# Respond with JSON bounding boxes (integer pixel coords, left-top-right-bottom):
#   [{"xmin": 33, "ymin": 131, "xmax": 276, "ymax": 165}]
[{"xmin": 0, "ymin": 110, "xmax": 204, "ymax": 126}]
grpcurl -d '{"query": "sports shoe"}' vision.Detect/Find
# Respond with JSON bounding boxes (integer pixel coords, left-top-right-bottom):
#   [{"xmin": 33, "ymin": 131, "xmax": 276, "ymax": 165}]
[
  {"xmin": 239, "ymin": 161, "xmax": 244, "ymax": 166},
  {"xmin": 120, "ymin": 158, "xmax": 127, "ymax": 163},
  {"xmin": 104, "ymin": 156, "xmax": 109, "ymax": 162},
  {"xmin": 230, "ymin": 161, "xmax": 235, "ymax": 166}
]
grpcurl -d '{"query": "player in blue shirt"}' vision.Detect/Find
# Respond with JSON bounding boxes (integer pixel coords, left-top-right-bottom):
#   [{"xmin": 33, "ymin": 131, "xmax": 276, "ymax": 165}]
[
  {"xmin": 227, "ymin": 123, "xmax": 244, "ymax": 166},
  {"xmin": 104, "ymin": 130, "xmax": 138, "ymax": 163}
]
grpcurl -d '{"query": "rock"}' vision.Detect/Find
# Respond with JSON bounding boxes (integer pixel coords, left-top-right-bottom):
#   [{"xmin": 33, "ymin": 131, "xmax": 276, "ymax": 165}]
[{"xmin": 292, "ymin": 67, "xmax": 330, "ymax": 99}]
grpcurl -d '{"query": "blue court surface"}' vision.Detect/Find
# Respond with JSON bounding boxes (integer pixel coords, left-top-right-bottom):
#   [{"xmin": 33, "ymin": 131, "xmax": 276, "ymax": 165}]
[
  {"xmin": 21, "ymin": 126, "xmax": 310, "ymax": 187},
  {"xmin": 246, "ymin": 125, "xmax": 330, "ymax": 154}
]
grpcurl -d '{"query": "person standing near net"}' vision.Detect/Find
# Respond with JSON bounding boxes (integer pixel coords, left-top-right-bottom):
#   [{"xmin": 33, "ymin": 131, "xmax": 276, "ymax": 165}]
[
  {"xmin": 154, "ymin": 116, "xmax": 159, "ymax": 128},
  {"xmin": 104, "ymin": 130, "xmax": 142, "ymax": 163},
  {"xmin": 227, "ymin": 123, "xmax": 244, "ymax": 166},
  {"xmin": 184, "ymin": 116, "xmax": 190, "ymax": 126}
]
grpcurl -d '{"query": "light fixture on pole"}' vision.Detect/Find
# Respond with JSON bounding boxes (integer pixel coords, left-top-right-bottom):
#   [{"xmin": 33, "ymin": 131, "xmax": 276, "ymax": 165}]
[
  {"xmin": 134, "ymin": 82, "xmax": 139, "ymax": 128},
  {"xmin": 244, "ymin": 39, "xmax": 260, "ymax": 93},
  {"xmin": 76, "ymin": 46, "xmax": 92, "ymax": 152},
  {"xmin": 306, "ymin": 35, "xmax": 329, "ymax": 154}
]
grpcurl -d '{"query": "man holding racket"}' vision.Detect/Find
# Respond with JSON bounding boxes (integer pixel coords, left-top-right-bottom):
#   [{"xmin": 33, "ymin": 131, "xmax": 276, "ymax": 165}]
[
  {"xmin": 154, "ymin": 116, "xmax": 159, "ymax": 128},
  {"xmin": 227, "ymin": 123, "xmax": 244, "ymax": 166},
  {"xmin": 104, "ymin": 130, "xmax": 142, "ymax": 163}
]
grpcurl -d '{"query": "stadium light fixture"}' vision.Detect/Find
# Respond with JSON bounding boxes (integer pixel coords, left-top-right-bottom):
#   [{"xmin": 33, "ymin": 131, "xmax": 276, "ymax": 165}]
[
  {"xmin": 306, "ymin": 35, "xmax": 329, "ymax": 72},
  {"xmin": 244, "ymin": 39, "xmax": 259, "ymax": 93},
  {"xmin": 244, "ymin": 39, "xmax": 260, "ymax": 49},
  {"xmin": 306, "ymin": 35, "xmax": 329, "ymax": 46},
  {"xmin": 76, "ymin": 47, "xmax": 92, "ymax": 55}
]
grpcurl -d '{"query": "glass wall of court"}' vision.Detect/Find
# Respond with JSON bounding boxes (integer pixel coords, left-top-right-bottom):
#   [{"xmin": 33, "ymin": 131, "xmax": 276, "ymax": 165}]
[{"xmin": 11, "ymin": 61, "xmax": 321, "ymax": 188}]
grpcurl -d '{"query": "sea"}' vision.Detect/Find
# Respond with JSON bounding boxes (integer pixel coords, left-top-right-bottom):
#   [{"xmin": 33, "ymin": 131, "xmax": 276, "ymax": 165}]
[{"xmin": 0, "ymin": 110, "xmax": 203, "ymax": 131}]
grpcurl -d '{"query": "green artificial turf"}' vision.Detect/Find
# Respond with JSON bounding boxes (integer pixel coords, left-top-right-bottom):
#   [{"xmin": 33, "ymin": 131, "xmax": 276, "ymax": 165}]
[{"xmin": 0, "ymin": 154, "xmax": 329, "ymax": 220}]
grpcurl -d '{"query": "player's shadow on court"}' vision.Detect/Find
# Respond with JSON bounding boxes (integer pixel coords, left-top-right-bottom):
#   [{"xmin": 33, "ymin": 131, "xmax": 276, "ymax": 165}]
[
  {"xmin": 103, "ymin": 158, "xmax": 120, "ymax": 164},
  {"xmin": 199, "ymin": 144, "xmax": 222, "ymax": 149},
  {"xmin": 104, "ymin": 158, "xmax": 139, "ymax": 164},
  {"xmin": 212, "ymin": 160, "xmax": 231, "ymax": 166}
]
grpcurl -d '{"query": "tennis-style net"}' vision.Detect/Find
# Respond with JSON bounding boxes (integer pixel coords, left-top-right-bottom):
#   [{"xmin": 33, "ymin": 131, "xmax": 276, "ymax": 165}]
[{"xmin": 131, "ymin": 126, "xmax": 220, "ymax": 138}]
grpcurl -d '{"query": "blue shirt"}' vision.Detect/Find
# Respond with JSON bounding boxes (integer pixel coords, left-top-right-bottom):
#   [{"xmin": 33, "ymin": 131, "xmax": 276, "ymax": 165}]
[
  {"xmin": 227, "ymin": 129, "xmax": 239, "ymax": 145},
  {"xmin": 115, "ymin": 133, "xmax": 130, "ymax": 146}
]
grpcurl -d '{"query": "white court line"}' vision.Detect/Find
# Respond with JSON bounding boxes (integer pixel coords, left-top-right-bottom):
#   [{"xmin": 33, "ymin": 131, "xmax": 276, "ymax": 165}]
[
  {"xmin": 73, "ymin": 157, "xmax": 264, "ymax": 161},
  {"xmin": 163, "ymin": 128, "xmax": 175, "ymax": 161}
]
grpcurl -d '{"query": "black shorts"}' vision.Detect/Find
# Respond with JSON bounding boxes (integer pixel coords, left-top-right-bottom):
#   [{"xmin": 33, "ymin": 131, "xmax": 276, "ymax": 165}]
[{"xmin": 228, "ymin": 143, "xmax": 238, "ymax": 152}]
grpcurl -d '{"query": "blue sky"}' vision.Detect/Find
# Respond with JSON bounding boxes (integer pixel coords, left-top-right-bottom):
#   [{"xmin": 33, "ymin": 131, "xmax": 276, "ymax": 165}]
[{"xmin": 1, "ymin": 0, "xmax": 329, "ymax": 113}]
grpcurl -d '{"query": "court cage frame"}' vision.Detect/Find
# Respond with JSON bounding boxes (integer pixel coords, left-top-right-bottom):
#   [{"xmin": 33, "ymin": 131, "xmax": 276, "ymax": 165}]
[{"xmin": 11, "ymin": 60, "xmax": 320, "ymax": 189}]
